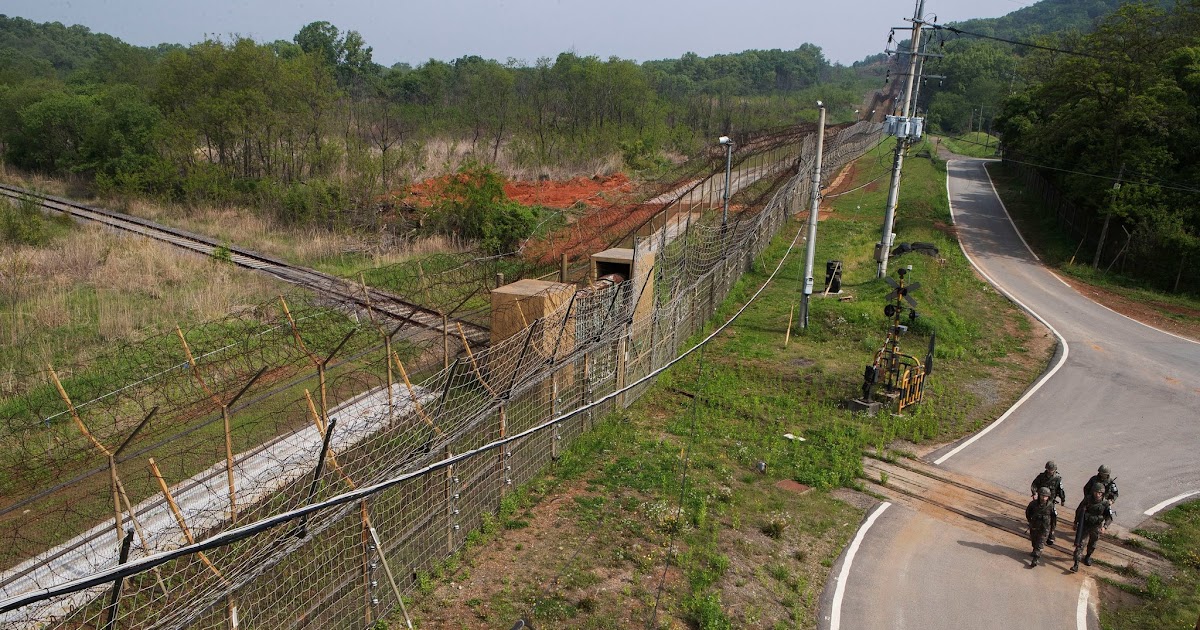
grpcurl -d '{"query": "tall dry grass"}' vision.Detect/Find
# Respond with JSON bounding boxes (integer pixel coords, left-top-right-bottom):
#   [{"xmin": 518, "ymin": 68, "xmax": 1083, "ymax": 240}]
[
  {"xmin": 0, "ymin": 225, "xmax": 286, "ymax": 391},
  {"xmin": 410, "ymin": 137, "xmax": 623, "ymax": 184}
]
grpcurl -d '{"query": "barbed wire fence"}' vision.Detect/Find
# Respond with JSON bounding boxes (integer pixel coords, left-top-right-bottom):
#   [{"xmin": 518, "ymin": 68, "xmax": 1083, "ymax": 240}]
[{"xmin": 0, "ymin": 120, "xmax": 882, "ymax": 629}]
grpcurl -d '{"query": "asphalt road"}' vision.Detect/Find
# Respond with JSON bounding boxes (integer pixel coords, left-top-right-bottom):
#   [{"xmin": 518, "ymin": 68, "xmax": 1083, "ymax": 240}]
[{"xmin": 819, "ymin": 157, "xmax": 1200, "ymax": 630}]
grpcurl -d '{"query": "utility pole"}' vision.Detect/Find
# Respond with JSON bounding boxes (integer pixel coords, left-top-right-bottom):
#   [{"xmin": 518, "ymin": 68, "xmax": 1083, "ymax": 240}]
[
  {"xmin": 1093, "ymin": 162, "xmax": 1125, "ymax": 269},
  {"xmin": 876, "ymin": 0, "xmax": 926, "ymax": 279},
  {"xmin": 799, "ymin": 103, "xmax": 827, "ymax": 329},
  {"xmin": 910, "ymin": 37, "xmax": 945, "ymax": 120}
]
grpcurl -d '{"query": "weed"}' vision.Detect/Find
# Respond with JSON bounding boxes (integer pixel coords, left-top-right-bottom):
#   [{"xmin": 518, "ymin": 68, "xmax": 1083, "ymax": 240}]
[
  {"xmin": 766, "ymin": 563, "xmax": 791, "ymax": 583},
  {"xmin": 683, "ymin": 591, "xmax": 733, "ymax": 630},
  {"xmin": 211, "ymin": 242, "xmax": 233, "ymax": 264},
  {"xmin": 761, "ymin": 512, "xmax": 789, "ymax": 539},
  {"xmin": 531, "ymin": 595, "xmax": 577, "ymax": 621},
  {"xmin": 415, "ymin": 571, "xmax": 434, "ymax": 595}
]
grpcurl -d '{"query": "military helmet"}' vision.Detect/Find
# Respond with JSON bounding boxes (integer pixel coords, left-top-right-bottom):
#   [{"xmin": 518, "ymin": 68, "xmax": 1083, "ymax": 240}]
[
  {"xmin": 1037, "ymin": 487, "xmax": 1052, "ymax": 498},
  {"xmin": 1090, "ymin": 482, "xmax": 1105, "ymax": 495},
  {"xmin": 1045, "ymin": 461, "xmax": 1057, "ymax": 471},
  {"xmin": 1098, "ymin": 465, "xmax": 1110, "ymax": 475}
]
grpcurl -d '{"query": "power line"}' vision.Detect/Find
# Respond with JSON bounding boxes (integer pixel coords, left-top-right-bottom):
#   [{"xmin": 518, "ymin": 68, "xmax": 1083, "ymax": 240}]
[
  {"xmin": 1002, "ymin": 157, "xmax": 1200, "ymax": 195},
  {"xmin": 927, "ymin": 23, "xmax": 1101, "ymax": 59}
]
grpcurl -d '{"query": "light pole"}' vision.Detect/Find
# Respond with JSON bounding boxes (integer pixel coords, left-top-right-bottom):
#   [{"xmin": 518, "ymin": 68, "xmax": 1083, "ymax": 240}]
[
  {"xmin": 719, "ymin": 136, "xmax": 734, "ymax": 227},
  {"xmin": 799, "ymin": 102, "xmax": 827, "ymax": 329}
]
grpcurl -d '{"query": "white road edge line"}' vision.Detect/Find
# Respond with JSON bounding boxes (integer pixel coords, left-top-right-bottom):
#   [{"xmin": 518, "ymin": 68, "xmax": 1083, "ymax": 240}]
[
  {"xmin": 1144, "ymin": 490, "xmax": 1200, "ymax": 516},
  {"xmin": 979, "ymin": 164, "xmax": 1200, "ymax": 346},
  {"xmin": 1077, "ymin": 578, "xmax": 1093, "ymax": 630},
  {"xmin": 934, "ymin": 160, "xmax": 1069, "ymax": 465},
  {"xmin": 830, "ymin": 502, "xmax": 891, "ymax": 630}
]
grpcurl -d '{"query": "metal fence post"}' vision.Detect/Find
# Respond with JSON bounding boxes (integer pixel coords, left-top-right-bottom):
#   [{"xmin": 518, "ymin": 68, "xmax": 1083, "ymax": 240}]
[{"xmin": 101, "ymin": 529, "xmax": 135, "ymax": 630}]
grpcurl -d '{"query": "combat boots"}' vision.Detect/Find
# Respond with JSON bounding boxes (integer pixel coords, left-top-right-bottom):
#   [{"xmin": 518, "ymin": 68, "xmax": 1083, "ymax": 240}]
[
  {"xmin": 1030, "ymin": 556, "xmax": 1039, "ymax": 567},
  {"xmin": 1070, "ymin": 560, "xmax": 1079, "ymax": 572},
  {"xmin": 1083, "ymin": 555, "xmax": 1093, "ymax": 566}
]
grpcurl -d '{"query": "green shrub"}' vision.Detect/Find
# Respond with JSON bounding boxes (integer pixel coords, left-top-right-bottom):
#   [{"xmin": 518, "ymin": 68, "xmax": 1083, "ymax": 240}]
[
  {"xmin": 684, "ymin": 591, "xmax": 733, "ymax": 630},
  {"xmin": 0, "ymin": 194, "xmax": 65, "ymax": 246},
  {"xmin": 434, "ymin": 161, "xmax": 536, "ymax": 254},
  {"xmin": 281, "ymin": 179, "xmax": 347, "ymax": 227}
]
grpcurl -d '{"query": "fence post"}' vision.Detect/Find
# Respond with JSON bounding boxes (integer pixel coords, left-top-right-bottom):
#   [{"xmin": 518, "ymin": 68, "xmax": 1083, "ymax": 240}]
[
  {"xmin": 615, "ymin": 322, "xmax": 629, "ymax": 408},
  {"xmin": 497, "ymin": 405, "xmax": 508, "ymax": 498},
  {"xmin": 551, "ymin": 377, "xmax": 561, "ymax": 459},
  {"xmin": 101, "ymin": 529, "xmax": 135, "ymax": 630},
  {"xmin": 446, "ymin": 446, "xmax": 458, "ymax": 556}
]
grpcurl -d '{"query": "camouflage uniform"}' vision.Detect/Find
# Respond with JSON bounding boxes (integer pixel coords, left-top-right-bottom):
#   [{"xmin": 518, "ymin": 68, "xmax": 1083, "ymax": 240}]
[
  {"xmin": 1025, "ymin": 488, "xmax": 1056, "ymax": 566},
  {"xmin": 1083, "ymin": 465, "xmax": 1118, "ymax": 504},
  {"xmin": 1030, "ymin": 461, "xmax": 1066, "ymax": 543},
  {"xmin": 1072, "ymin": 483, "xmax": 1115, "ymax": 572}
]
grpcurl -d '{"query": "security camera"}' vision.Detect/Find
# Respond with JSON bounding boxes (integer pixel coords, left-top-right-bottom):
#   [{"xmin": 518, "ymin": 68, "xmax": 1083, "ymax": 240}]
[
  {"xmin": 817, "ymin": 100, "xmax": 823, "ymax": 107},
  {"xmin": 718, "ymin": 136, "xmax": 733, "ymax": 145}
]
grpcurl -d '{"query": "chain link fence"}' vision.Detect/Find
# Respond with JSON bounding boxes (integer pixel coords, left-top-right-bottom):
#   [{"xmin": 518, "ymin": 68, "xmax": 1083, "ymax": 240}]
[{"xmin": 0, "ymin": 121, "xmax": 882, "ymax": 629}]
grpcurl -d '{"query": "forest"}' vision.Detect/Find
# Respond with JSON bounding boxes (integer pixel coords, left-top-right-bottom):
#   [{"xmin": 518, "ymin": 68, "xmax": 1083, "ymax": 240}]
[
  {"xmin": 0, "ymin": 15, "xmax": 873, "ymax": 231},
  {"xmin": 994, "ymin": 1, "xmax": 1200, "ymax": 292},
  {"xmin": 3, "ymin": 0, "xmax": 1197, "ymax": 294}
]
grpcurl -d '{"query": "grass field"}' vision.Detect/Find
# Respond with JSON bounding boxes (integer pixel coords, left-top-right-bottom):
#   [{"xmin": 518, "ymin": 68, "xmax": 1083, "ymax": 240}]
[
  {"xmin": 397, "ymin": 140, "xmax": 1054, "ymax": 628},
  {"xmin": 1108, "ymin": 502, "xmax": 1200, "ymax": 629},
  {"xmin": 938, "ymin": 132, "xmax": 1001, "ymax": 159},
  {"xmin": 0, "ymin": 220, "xmax": 289, "ymax": 398}
]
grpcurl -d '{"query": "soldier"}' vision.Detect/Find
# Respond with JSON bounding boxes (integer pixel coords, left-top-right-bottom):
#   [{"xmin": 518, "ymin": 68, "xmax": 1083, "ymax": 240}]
[
  {"xmin": 1083, "ymin": 465, "xmax": 1118, "ymax": 504},
  {"xmin": 1072, "ymin": 482, "xmax": 1115, "ymax": 572},
  {"xmin": 1025, "ymin": 487, "xmax": 1056, "ymax": 567},
  {"xmin": 1030, "ymin": 461, "xmax": 1066, "ymax": 544}
]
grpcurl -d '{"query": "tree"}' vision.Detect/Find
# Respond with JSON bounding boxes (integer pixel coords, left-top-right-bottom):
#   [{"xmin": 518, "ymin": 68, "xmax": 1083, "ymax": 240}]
[{"xmin": 996, "ymin": 1, "xmax": 1200, "ymax": 292}]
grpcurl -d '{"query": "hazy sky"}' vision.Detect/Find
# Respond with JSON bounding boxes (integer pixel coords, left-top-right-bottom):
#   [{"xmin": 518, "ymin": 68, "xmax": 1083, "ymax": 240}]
[{"xmin": 4, "ymin": 0, "xmax": 1037, "ymax": 67}]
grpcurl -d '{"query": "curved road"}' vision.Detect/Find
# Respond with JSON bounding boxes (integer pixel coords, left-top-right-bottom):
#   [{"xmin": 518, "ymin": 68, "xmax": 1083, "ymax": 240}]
[{"xmin": 821, "ymin": 157, "xmax": 1200, "ymax": 630}]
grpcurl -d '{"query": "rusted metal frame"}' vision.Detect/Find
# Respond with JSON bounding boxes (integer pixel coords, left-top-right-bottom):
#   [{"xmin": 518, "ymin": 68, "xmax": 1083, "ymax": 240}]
[
  {"xmin": 456, "ymin": 322, "xmax": 496, "ymax": 399},
  {"xmin": 49, "ymin": 367, "xmax": 124, "ymax": 550},
  {"xmin": 112, "ymin": 407, "xmax": 158, "ymax": 462},
  {"xmin": 546, "ymin": 293, "xmax": 578, "ymax": 366},
  {"xmin": 317, "ymin": 329, "xmax": 358, "ymax": 435},
  {"xmin": 220, "ymin": 366, "xmax": 267, "ymax": 523},
  {"xmin": 367, "ymin": 525, "xmax": 415, "ymax": 629},
  {"xmin": 147, "ymin": 457, "xmax": 236, "ymax": 626},
  {"xmin": 392, "ymin": 352, "xmax": 445, "ymax": 438}
]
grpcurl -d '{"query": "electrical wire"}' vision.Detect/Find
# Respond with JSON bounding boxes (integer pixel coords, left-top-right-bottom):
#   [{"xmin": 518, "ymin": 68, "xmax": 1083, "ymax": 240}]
[
  {"xmin": 927, "ymin": 23, "xmax": 1101, "ymax": 59},
  {"xmin": 1002, "ymin": 157, "xmax": 1200, "ymax": 195}
]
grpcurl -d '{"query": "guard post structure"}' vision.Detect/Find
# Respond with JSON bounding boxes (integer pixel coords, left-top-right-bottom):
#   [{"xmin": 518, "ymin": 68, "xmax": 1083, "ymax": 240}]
[
  {"xmin": 590, "ymin": 247, "xmax": 655, "ymax": 327},
  {"xmin": 490, "ymin": 279, "xmax": 576, "ymax": 395},
  {"xmin": 590, "ymin": 247, "xmax": 655, "ymax": 408}
]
